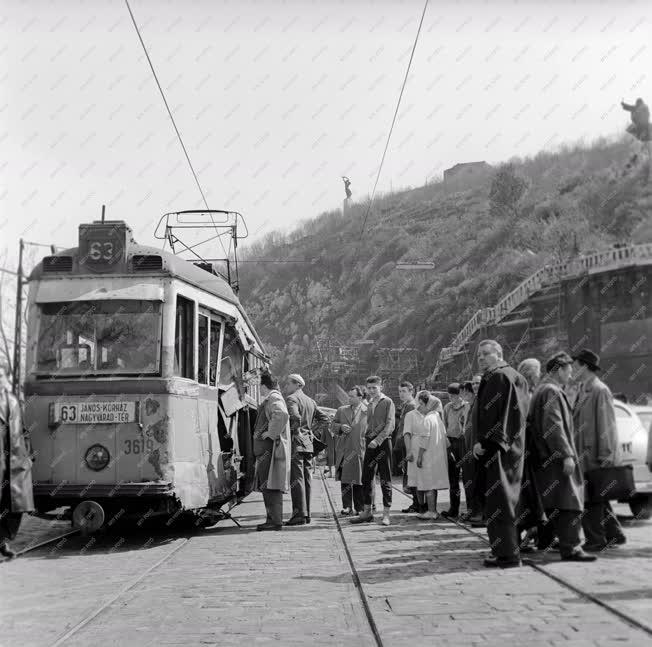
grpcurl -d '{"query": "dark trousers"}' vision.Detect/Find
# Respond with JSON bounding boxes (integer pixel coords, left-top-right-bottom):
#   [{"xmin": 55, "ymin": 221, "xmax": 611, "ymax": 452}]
[
  {"xmin": 487, "ymin": 516, "xmax": 520, "ymax": 561},
  {"xmin": 290, "ymin": 451, "xmax": 312, "ymax": 518},
  {"xmin": 341, "ymin": 483, "xmax": 364, "ymax": 512},
  {"xmin": 582, "ymin": 500, "xmax": 625, "ymax": 546},
  {"xmin": 262, "ymin": 489, "xmax": 283, "ymax": 526},
  {"xmin": 447, "ymin": 436, "xmax": 467, "ymax": 514},
  {"xmin": 362, "ymin": 438, "xmax": 393, "ymax": 508},
  {"xmin": 461, "ymin": 442, "xmax": 481, "ymax": 516},
  {"xmin": 0, "ymin": 511, "xmax": 22, "ymax": 543},
  {"xmin": 538, "ymin": 509, "xmax": 582, "ymax": 557}
]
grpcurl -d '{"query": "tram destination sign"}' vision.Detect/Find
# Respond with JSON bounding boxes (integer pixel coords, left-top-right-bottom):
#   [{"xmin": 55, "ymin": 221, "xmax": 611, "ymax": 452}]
[{"xmin": 52, "ymin": 401, "xmax": 136, "ymax": 424}]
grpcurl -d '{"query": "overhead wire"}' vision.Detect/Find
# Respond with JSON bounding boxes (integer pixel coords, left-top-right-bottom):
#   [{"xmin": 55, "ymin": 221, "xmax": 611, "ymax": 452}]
[
  {"xmin": 124, "ymin": 0, "xmax": 230, "ymax": 262},
  {"xmin": 356, "ymin": 0, "xmax": 429, "ymax": 247}
]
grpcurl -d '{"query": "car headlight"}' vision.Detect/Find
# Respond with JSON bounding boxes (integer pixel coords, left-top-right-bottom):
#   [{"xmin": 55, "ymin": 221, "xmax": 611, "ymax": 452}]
[{"xmin": 85, "ymin": 444, "xmax": 110, "ymax": 471}]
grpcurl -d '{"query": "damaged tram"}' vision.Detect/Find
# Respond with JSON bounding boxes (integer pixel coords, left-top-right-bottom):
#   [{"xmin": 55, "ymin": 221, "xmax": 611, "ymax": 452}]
[{"xmin": 24, "ymin": 219, "xmax": 268, "ymax": 531}]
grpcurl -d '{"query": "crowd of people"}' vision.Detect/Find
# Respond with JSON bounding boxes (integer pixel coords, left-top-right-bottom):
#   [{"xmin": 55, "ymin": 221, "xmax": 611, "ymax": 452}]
[
  {"xmin": 252, "ymin": 340, "xmax": 629, "ymax": 569},
  {"xmin": 0, "ymin": 342, "xmax": 629, "ymax": 570}
]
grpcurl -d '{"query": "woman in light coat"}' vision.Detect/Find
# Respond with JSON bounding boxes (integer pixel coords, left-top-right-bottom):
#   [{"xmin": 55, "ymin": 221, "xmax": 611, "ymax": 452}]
[{"xmin": 405, "ymin": 391, "xmax": 449, "ymax": 520}]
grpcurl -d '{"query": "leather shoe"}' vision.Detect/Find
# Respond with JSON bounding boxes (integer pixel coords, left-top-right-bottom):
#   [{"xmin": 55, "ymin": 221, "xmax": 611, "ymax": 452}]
[
  {"xmin": 401, "ymin": 505, "xmax": 418, "ymax": 513},
  {"xmin": 609, "ymin": 535, "xmax": 626, "ymax": 546},
  {"xmin": 561, "ymin": 550, "xmax": 597, "ymax": 562},
  {"xmin": 350, "ymin": 514, "xmax": 374, "ymax": 524},
  {"xmin": 305, "ymin": 516, "xmax": 311, "ymax": 524},
  {"xmin": 441, "ymin": 510, "xmax": 458, "ymax": 520},
  {"xmin": 284, "ymin": 516, "xmax": 306, "ymax": 526},
  {"xmin": 582, "ymin": 542, "xmax": 608, "ymax": 553},
  {"xmin": 0, "ymin": 542, "xmax": 16, "ymax": 559},
  {"xmin": 483, "ymin": 556, "xmax": 521, "ymax": 569},
  {"xmin": 256, "ymin": 523, "xmax": 282, "ymax": 531}
]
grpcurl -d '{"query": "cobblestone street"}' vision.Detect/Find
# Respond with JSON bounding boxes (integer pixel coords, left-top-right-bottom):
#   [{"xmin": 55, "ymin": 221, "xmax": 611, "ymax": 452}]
[{"xmin": 2, "ymin": 475, "xmax": 652, "ymax": 647}]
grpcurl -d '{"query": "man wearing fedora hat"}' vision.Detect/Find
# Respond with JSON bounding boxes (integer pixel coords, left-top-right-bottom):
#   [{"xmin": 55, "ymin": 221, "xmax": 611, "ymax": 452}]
[
  {"xmin": 284, "ymin": 373, "xmax": 330, "ymax": 526},
  {"xmin": 572, "ymin": 348, "xmax": 627, "ymax": 551}
]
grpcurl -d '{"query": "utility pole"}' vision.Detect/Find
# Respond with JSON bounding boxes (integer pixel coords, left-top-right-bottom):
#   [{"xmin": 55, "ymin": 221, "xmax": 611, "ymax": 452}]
[{"xmin": 12, "ymin": 238, "xmax": 24, "ymax": 395}]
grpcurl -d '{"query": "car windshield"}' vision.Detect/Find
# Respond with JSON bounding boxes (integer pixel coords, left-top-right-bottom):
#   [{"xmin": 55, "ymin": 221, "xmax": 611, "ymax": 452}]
[{"xmin": 36, "ymin": 300, "xmax": 161, "ymax": 375}]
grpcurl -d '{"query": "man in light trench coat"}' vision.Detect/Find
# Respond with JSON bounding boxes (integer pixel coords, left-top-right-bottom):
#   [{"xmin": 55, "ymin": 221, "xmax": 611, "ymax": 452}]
[
  {"xmin": 0, "ymin": 361, "xmax": 34, "ymax": 558},
  {"xmin": 253, "ymin": 371, "xmax": 291, "ymax": 531},
  {"xmin": 332, "ymin": 386, "xmax": 367, "ymax": 515},
  {"xmin": 572, "ymin": 349, "xmax": 626, "ymax": 551},
  {"xmin": 528, "ymin": 352, "xmax": 596, "ymax": 562}
]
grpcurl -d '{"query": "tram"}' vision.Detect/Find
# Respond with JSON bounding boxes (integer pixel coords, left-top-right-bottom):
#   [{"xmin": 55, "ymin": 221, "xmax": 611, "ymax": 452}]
[{"xmin": 23, "ymin": 218, "xmax": 268, "ymax": 531}]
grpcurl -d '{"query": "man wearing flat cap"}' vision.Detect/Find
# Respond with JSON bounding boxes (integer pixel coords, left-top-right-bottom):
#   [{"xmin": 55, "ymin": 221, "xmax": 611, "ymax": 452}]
[
  {"xmin": 528, "ymin": 352, "xmax": 596, "ymax": 561},
  {"xmin": 572, "ymin": 349, "xmax": 626, "ymax": 551},
  {"xmin": 284, "ymin": 374, "xmax": 330, "ymax": 525}
]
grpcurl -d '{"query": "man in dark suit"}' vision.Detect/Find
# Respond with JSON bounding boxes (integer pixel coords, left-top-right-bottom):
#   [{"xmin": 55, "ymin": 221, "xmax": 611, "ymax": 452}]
[
  {"xmin": 284, "ymin": 374, "xmax": 330, "ymax": 526},
  {"xmin": 472, "ymin": 340, "xmax": 529, "ymax": 568}
]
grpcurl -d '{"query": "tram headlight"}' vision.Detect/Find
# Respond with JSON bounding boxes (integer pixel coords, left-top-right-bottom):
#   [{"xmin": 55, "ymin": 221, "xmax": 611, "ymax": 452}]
[{"xmin": 85, "ymin": 444, "xmax": 110, "ymax": 471}]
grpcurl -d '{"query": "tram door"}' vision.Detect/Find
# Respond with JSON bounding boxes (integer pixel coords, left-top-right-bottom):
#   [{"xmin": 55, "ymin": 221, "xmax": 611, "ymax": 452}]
[{"xmin": 196, "ymin": 309, "xmax": 223, "ymax": 501}]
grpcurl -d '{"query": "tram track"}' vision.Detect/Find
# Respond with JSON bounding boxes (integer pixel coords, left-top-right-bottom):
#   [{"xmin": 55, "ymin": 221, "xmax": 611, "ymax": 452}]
[
  {"xmin": 389, "ymin": 483, "xmax": 652, "ymax": 639},
  {"xmin": 319, "ymin": 472, "xmax": 385, "ymax": 647},
  {"xmin": 12, "ymin": 529, "xmax": 81, "ymax": 559},
  {"xmin": 45, "ymin": 536, "xmax": 192, "ymax": 647}
]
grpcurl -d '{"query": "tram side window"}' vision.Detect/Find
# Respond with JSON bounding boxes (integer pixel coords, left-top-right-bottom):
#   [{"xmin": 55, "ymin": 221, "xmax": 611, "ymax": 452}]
[
  {"xmin": 220, "ymin": 324, "xmax": 243, "ymax": 387},
  {"xmin": 209, "ymin": 320, "xmax": 221, "ymax": 386},
  {"xmin": 198, "ymin": 315, "xmax": 209, "ymax": 385},
  {"xmin": 174, "ymin": 296, "xmax": 195, "ymax": 379}
]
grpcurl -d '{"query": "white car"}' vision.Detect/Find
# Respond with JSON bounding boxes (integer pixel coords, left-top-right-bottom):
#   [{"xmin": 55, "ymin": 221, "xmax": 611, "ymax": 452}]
[{"xmin": 615, "ymin": 400, "xmax": 652, "ymax": 518}]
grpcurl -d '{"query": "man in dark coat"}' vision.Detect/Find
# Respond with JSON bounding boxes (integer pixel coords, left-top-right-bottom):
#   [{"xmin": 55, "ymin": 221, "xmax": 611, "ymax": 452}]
[
  {"xmin": 0, "ymin": 362, "xmax": 34, "ymax": 558},
  {"xmin": 528, "ymin": 352, "xmax": 596, "ymax": 561},
  {"xmin": 472, "ymin": 340, "xmax": 529, "ymax": 568},
  {"xmin": 284, "ymin": 374, "xmax": 330, "ymax": 526},
  {"xmin": 442, "ymin": 382, "xmax": 470, "ymax": 519},
  {"xmin": 572, "ymin": 349, "xmax": 626, "ymax": 551},
  {"xmin": 460, "ymin": 377, "xmax": 483, "ymax": 524}
]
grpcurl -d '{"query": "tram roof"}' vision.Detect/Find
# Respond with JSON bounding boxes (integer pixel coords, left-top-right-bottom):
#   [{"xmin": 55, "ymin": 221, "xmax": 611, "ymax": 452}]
[{"xmin": 28, "ymin": 242, "xmax": 267, "ymax": 354}]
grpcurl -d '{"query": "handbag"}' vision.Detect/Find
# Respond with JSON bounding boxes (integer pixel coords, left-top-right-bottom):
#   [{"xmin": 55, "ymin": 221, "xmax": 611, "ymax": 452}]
[
  {"xmin": 585, "ymin": 465, "xmax": 635, "ymax": 501},
  {"xmin": 311, "ymin": 436, "xmax": 328, "ymax": 456}
]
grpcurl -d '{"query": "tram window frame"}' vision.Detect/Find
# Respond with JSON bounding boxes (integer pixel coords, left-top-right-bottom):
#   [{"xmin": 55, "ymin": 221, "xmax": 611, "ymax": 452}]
[
  {"xmin": 198, "ymin": 314, "xmax": 209, "ymax": 385},
  {"xmin": 198, "ymin": 307, "xmax": 224, "ymax": 389},
  {"xmin": 209, "ymin": 318, "xmax": 223, "ymax": 387},
  {"xmin": 174, "ymin": 296, "xmax": 195, "ymax": 379}
]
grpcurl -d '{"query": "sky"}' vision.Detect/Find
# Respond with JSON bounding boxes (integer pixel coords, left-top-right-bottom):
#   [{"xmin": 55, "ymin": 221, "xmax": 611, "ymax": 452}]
[{"xmin": 1, "ymin": 0, "xmax": 651, "ymax": 269}]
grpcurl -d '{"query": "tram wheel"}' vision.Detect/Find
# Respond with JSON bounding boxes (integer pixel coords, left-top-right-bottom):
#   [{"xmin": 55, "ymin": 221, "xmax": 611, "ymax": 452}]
[{"xmin": 72, "ymin": 500, "xmax": 106, "ymax": 535}]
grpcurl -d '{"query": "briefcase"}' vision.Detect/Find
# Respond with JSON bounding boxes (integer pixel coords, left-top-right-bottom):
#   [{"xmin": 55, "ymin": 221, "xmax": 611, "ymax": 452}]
[{"xmin": 585, "ymin": 465, "xmax": 635, "ymax": 502}]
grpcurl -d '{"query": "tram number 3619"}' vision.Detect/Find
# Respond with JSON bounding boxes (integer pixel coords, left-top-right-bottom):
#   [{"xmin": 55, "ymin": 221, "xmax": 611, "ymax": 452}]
[{"xmin": 124, "ymin": 439, "xmax": 154, "ymax": 455}]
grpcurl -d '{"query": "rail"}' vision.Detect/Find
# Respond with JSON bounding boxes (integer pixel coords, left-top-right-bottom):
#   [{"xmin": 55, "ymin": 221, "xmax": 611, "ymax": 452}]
[{"xmin": 434, "ymin": 242, "xmax": 652, "ymax": 374}]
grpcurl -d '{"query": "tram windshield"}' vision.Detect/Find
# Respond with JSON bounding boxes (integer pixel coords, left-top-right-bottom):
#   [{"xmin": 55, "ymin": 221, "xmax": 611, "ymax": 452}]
[{"xmin": 35, "ymin": 300, "xmax": 161, "ymax": 375}]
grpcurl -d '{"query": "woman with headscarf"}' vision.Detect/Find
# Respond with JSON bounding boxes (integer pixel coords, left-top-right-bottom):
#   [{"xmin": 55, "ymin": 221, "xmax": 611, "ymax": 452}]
[{"xmin": 404, "ymin": 390, "xmax": 449, "ymax": 520}]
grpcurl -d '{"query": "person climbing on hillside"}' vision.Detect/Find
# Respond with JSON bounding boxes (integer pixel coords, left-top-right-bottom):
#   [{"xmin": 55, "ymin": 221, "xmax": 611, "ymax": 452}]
[{"xmin": 621, "ymin": 97, "xmax": 650, "ymax": 142}]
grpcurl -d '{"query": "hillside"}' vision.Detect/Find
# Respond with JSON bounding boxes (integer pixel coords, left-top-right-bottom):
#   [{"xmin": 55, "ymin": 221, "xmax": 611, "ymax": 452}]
[{"xmin": 238, "ymin": 136, "xmax": 652, "ymax": 382}]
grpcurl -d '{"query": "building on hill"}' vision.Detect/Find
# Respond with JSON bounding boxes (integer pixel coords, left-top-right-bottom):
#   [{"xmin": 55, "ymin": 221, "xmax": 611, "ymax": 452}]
[{"xmin": 443, "ymin": 161, "xmax": 492, "ymax": 192}]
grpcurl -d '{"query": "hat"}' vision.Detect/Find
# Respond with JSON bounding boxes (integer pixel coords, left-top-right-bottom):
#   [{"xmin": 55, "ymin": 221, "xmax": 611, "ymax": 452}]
[
  {"xmin": 447, "ymin": 382, "xmax": 461, "ymax": 395},
  {"xmin": 545, "ymin": 351, "xmax": 573, "ymax": 373},
  {"xmin": 572, "ymin": 348, "xmax": 601, "ymax": 372},
  {"xmin": 287, "ymin": 373, "xmax": 305, "ymax": 387}
]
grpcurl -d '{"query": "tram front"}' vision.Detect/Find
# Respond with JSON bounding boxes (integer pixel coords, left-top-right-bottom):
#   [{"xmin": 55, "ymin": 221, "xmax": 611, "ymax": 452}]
[{"xmin": 24, "ymin": 220, "xmax": 177, "ymax": 532}]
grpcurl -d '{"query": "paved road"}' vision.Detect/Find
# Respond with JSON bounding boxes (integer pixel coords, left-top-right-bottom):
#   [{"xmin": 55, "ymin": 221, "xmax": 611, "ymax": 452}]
[{"xmin": 1, "ymin": 476, "xmax": 651, "ymax": 647}]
